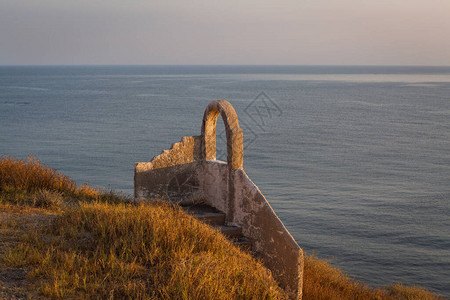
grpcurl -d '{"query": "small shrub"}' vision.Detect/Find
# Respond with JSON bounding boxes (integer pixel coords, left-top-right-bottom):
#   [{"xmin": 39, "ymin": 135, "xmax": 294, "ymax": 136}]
[{"xmin": 32, "ymin": 189, "xmax": 64, "ymax": 210}]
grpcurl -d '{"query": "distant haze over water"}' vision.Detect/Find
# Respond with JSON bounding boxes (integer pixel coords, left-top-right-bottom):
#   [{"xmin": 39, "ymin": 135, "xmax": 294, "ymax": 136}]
[{"xmin": 1, "ymin": 65, "xmax": 449, "ymax": 297}]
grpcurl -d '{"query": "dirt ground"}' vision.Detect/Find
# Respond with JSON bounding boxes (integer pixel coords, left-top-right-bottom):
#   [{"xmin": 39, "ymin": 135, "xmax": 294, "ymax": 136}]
[{"xmin": 0, "ymin": 208, "xmax": 56, "ymax": 299}]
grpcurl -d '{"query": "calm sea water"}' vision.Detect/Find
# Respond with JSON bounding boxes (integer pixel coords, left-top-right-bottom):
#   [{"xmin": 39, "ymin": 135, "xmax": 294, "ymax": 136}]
[{"xmin": 1, "ymin": 65, "xmax": 449, "ymax": 297}]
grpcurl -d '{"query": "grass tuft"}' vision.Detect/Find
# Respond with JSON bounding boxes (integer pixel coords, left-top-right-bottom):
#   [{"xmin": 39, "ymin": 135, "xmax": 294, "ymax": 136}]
[
  {"xmin": 385, "ymin": 282, "xmax": 442, "ymax": 300},
  {"xmin": 0, "ymin": 156, "xmax": 98, "ymax": 199},
  {"xmin": 303, "ymin": 253, "xmax": 387, "ymax": 299},
  {"xmin": 301, "ymin": 250, "xmax": 443, "ymax": 299}
]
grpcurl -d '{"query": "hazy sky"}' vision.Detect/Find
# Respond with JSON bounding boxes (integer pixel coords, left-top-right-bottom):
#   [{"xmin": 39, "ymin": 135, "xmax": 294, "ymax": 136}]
[{"xmin": 1, "ymin": 0, "xmax": 450, "ymax": 65}]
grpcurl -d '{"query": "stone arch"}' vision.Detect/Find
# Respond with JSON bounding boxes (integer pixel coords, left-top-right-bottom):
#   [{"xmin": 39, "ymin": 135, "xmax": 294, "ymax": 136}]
[{"xmin": 201, "ymin": 100, "xmax": 243, "ymax": 170}]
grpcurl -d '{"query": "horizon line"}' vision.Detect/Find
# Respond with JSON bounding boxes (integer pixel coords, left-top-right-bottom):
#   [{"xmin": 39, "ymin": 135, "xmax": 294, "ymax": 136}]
[{"xmin": 1, "ymin": 64, "xmax": 450, "ymax": 68}]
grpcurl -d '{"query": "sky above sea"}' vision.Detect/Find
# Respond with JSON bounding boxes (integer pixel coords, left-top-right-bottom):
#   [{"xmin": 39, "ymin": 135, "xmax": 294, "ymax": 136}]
[{"xmin": 1, "ymin": 0, "xmax": 450, "ymax": 66}]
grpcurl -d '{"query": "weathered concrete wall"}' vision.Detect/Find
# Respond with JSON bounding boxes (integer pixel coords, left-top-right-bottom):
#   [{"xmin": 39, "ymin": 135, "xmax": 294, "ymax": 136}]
[
  {"xmin": 134, "ymin": 100, "xmax": 303, "ymax": 299},
  {"xmin": 134, "ymin": 136, "xmax": 203, "ymax": 203},
  {"xmin": 196, "ymin": 161, "xmax": 303, "ymax": 298},
  {"xmin": 197, "ymin": 160, "xmax": 229, "ymax": 214},
  {"xmin": 232, "ymin": 168, "xmax": 303, "ymax": 299}
]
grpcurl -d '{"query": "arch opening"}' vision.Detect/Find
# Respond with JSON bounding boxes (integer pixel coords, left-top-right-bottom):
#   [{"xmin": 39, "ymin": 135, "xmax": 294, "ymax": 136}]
[{"xmin": 201, "ymin": 100, "xmax": 243, "ymax": 170}]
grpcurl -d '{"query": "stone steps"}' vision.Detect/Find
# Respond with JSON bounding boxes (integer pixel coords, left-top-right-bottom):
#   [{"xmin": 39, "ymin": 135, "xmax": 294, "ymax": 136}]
[
  {"xmin": 181, "ymin": 203, "xmax": 225, "ymax": 225},
  {"xmin": 234, "ymin": 237, "xmax": 252, "ymax": 251},
  {"xmin": 217, "ymin": 225, "xmax": 242, "ymax": 238},
  {"xmin": 181, "ymin": 203, "xmax": 251, "ymax": 251}
]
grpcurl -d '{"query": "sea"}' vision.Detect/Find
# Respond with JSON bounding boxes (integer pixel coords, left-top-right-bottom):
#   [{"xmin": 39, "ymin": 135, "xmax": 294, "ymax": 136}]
[{"xmin": 1, "ymin": 65, "xmax": 449, "ymax": 297}]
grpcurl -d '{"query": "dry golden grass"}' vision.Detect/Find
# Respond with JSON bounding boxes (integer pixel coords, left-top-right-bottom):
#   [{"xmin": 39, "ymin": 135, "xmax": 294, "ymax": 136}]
[
  {"xmin": 0, "ymin": 156, "xmax": 444, "ymax": 299},
  {"xmin": 384, "ymin": 283, "xmax": 443, "ymax": 300},
  {"xmin": 0, "ymin": 156, "xmax": 284, "ymax": 299},
  {"xmin": 2, "ymin": 201, "xmax": 284, "ymax": 299},
  {"xmin": 303, "ymin": 253, "xmax": 386, "ymax": 300},
  {"xmin": 300, "ymin": 245, "xmax": 442, "ymax": 300},
  {"xmin": 0, "ymin": 155, "xmax": 98, "ymax": 199}
]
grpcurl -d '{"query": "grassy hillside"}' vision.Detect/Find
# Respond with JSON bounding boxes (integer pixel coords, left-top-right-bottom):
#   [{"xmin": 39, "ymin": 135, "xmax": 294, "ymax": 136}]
[{"xmin": 0, "ymin": 156, "xmax": 443, "ymax": 299}]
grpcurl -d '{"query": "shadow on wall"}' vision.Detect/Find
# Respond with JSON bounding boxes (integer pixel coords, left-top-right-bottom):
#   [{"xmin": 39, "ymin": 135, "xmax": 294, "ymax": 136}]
[{"xmin": 135, "ymin": 100, "xmax": 304, "ymax": 300}]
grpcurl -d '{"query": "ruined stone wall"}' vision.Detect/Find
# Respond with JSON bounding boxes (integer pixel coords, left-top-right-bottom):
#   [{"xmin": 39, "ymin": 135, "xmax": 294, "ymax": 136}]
[
  {"xmin": 197, "ymin": 160, "xmax": 229, "ymax": 214},
  {"xmin": 134, "ymin": 136, "xmax": 203, "ymax": 204},
  {"xmin": 134, "ymin": 100, "xmax": 303, "ymax": 299},
  {"xmin": 232, "ymin": 168, "xmax": 303, "ymax": 298}
]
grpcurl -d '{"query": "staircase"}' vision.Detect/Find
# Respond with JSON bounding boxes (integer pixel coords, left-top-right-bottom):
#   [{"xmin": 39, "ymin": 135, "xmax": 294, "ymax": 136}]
[{"xmin": 181, "ymin": 203, "xmax": 252, "ymax": 250}]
